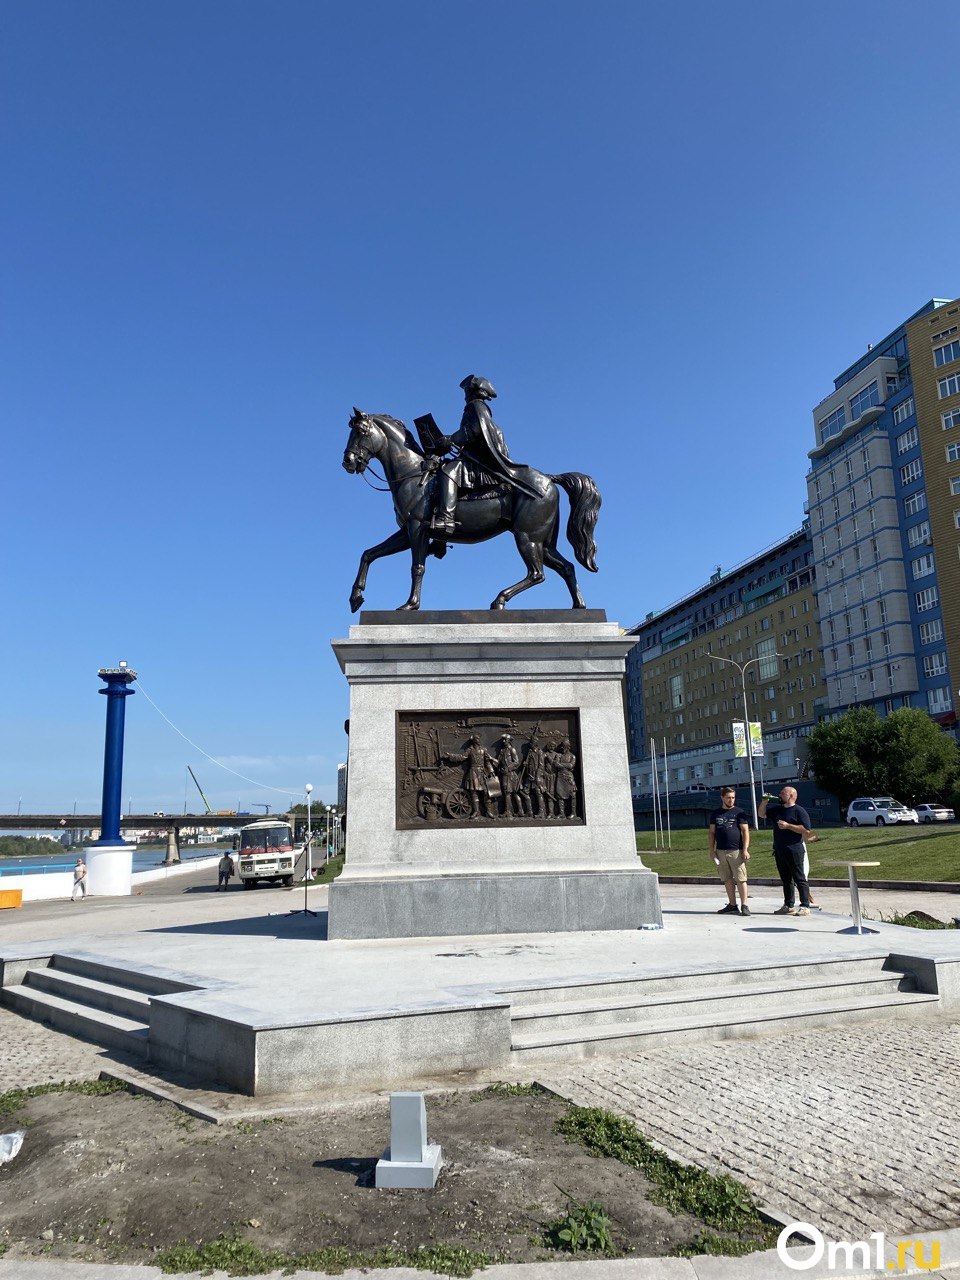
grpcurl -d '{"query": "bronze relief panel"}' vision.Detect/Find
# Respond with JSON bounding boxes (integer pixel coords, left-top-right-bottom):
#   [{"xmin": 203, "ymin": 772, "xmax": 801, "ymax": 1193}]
[{"xmin": 396, "ymin": 710, "xmax": 584, "ymax": 829}]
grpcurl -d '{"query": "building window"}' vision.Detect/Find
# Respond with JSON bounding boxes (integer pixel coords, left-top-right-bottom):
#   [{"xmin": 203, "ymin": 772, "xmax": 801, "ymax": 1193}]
[
  {"xmin": 954, "ymin": 509, "xmax": 960, "ymax": 529},
  {"xmin": 670, "ymin": 673, "xmax": 683, "ymax": 709},
  {"xmin": 769, "ymin": 709, "xmax": 778, "ymax": 724},
  {"xmin": 850, "ymin": 380, "xmax": 880, "ymax": 420},
  {"xmin": 949, "ymin": 443, "xmax": 960, "ymax": 463},
  {"xmin": 907, "ymin": 521, "xmax": 931, "ymax": 548},
  {"xmin": 916, "ymin": 586, "xmax": 940, "ymax": 612},
  {"xmin": 904, "ymin": 490, "xmax": 927, "ymax": 517},
  {"xmin": 944, "ymin": 408, "xmax": 960, "ymax": 431},
  {"xmin": 952, "ymin": 477, "xmax": 960, "ymax": 496},
  {"xmin": 919, "ymin": 619, "xmax": 943, "ymax": 644},
  {"xmin": 934, "ymin": 339, "xmax": 960, "ymax": 368},
  {"xmin": 818, "ymin": 405, "xmax": 845, "ymax": 443},
  {"xmin": 757, "ymin": 637, "xmax": 778, "ymax": 681},
  {"xmin": 900, "ymin": 459, "xmax": 923, "ymax": 486},
  {"xmin": 939, "ymin": 373, "xmax": 960, "ymax": 399},
  {"xmin": 893, "ymin": 397, "xmax": 915, "ymax": 425},
  {"xmin": 932, "ymin": 325, "xmax": 959, "ymax": 344},
  {"xmin": 912, "ymin": 553, "xmax": 935, "ymax": 579},
  {"xmin": 927, "ymin": 687, "xmax": 953, "ymax": 715},
  {"xmin": 897, "ymin": 426, "xmax": 919, "ymax": 454},
  {"xmin": 923, "ymin": 652, "xmax": 948, "ymax": 678}
]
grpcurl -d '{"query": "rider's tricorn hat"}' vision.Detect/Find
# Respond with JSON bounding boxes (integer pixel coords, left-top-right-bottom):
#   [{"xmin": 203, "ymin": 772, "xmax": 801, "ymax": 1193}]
[{"xmin": 460, "ymin": 374, "xmax": 497, "ymax": 399}]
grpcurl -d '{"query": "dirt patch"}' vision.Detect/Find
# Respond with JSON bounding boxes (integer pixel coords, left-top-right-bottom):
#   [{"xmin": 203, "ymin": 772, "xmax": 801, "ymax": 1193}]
[{"xmin": 0, "ymin": 1084, "xmax": 746, "ymax": 1270}]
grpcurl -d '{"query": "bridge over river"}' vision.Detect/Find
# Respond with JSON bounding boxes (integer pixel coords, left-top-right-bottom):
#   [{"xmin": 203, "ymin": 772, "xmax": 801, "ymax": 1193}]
[{"xmin": 0, "ymin": 813, "xmax": 296, "ymax": 864}]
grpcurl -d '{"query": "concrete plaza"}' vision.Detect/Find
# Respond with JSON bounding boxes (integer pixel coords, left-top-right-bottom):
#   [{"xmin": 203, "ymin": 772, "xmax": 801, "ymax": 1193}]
[{"xmin": 3, "ymin": 870, "xmax": 960, "ymax": 1277}]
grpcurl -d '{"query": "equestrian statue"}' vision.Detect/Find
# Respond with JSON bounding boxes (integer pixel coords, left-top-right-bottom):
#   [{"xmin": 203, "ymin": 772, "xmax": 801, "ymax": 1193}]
[{"xmin": 342, "ymin": 374, "xmax": 601, "ymax": 612}]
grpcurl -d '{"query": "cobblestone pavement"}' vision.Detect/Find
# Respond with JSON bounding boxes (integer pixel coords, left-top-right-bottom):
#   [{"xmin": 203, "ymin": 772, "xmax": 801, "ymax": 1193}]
[
  {"xmin": 540, "ymin": 1018, "xmax": 960, "ymax": 1239},
  {"xmin": 0, "ymin": 1004, "xmax": 113, "ymax": 1091}
]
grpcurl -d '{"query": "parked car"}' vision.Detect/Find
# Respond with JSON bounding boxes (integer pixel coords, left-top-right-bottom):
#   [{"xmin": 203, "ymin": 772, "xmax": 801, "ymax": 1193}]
[
  {"xmin": 846, "ymin": 797, "xmax": 919, "ymax": 826},
  {"xmin": 915, "ymin": 803, "xmax": 956, "ymax": 823}
]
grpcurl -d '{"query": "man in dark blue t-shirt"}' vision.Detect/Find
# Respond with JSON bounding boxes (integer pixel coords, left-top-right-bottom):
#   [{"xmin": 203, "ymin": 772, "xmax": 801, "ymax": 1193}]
[
  {"xmin": 760, "ymin": 785, "xmax": 812, "ymax": 915},
  {"xmin": 708, "ymin": 787, "xmax": 751, "ymax": 916}
]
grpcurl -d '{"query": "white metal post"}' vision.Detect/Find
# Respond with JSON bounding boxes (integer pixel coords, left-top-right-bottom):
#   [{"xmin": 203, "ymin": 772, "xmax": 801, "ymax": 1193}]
[{"xmin": 663, "ymin": 736, "xmax": 671, "ymax": 850}]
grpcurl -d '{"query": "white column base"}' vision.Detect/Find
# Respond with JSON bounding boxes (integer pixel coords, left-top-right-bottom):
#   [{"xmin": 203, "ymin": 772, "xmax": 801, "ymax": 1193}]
[{"xmin": 85, "ymin": 845, "xmax": 134, "ymax": 896}]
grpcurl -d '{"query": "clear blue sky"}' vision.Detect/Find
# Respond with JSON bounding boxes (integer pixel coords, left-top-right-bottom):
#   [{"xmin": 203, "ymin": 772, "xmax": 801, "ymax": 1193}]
[{"xmin": 3, "ymin": 0, "xmax": 958, "ymax": 812}]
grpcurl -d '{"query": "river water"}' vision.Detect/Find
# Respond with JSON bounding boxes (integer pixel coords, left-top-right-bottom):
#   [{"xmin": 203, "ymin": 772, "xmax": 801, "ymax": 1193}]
[{"xmin": 0, "ymin": 844, "xmax": 233, "ymax": 877}]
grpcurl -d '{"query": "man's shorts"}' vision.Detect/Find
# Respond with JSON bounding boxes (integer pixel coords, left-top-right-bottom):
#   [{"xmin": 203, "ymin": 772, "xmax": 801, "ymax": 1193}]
[{"xmin": 717, "ymin": 850, "xmax": 747, "ymax": 884}]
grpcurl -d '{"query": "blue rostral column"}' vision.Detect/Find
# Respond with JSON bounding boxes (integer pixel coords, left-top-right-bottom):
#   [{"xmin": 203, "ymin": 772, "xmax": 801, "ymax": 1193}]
[{"xmin": 93, "ymin": 663, "xmax": 137, "ymax": 846}]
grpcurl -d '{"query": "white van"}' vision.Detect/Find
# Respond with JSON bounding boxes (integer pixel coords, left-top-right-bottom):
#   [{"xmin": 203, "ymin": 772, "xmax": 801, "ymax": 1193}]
[{"xmin": 235, "ymin": 819, "xmax": 297, "ymax": 888}]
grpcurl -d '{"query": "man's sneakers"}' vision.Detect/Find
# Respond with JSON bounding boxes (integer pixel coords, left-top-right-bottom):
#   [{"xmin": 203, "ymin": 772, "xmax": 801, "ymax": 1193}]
[
  {"xmin": 796, "ymin": 906, "xmax": 811, "ymax": 916},
  {"xmin": 774, "ymin": 904, "xmax": 797, "ymax": 915},
  {"xmin": 717, "ymin": 903, "xmax": 740, "ymax": 914}
]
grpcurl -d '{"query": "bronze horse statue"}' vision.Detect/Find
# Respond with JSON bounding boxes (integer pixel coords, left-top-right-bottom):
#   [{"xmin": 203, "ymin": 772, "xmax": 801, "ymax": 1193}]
[{"xmin": 343, "ymin": 409, "xmax": 601, "ymax": 611}]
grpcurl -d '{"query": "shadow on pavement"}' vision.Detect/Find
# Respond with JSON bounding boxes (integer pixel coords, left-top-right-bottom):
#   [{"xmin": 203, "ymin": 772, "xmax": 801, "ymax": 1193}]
[{"xmin": 149, "ymin": 910, "xmax": 329, "ymax": 940}]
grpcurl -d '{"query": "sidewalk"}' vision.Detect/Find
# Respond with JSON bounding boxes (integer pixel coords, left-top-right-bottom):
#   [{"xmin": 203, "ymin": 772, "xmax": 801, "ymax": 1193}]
[{"xmin": 2, "ymin": 1232, "xmax": 959, "ymax": 1278}]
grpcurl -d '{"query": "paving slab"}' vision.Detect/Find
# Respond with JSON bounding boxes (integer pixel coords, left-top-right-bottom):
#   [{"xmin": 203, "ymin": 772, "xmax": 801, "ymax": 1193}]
[{"xmin": 541, "ymin": 1019, "xmax": 960, "ymax": 1239}]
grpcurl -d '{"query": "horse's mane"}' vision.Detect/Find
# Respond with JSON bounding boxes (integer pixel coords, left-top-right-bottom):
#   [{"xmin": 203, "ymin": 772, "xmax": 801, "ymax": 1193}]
[{"xmin": 370, "ymin": 413, "xmax": 424, "ymax": 457}]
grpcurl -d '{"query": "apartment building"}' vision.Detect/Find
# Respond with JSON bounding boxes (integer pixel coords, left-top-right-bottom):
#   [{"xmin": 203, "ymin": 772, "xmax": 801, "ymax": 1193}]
[
  {"xmin": 626, "ymin": 527, "xmax": 820, "ymax": 796},
  {"xmin": 806, "ymin": 297, "xmax": 959, "ymax": 727}
]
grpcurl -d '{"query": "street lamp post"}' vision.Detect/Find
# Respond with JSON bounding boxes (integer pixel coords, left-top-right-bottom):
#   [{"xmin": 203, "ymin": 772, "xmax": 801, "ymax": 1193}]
[
  {"xmin": 305, "ymin": 784, "xmax": 313, "ymax": 878},
  {"xmin": 714, "ymin": 653, "xmax": 782, "ymax": 830}
]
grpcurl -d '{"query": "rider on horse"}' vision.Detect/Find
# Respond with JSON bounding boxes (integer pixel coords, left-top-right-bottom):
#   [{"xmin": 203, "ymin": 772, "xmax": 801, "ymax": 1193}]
[{"xmin": 431, "ymin": 375, "xmax": 541, "ymax": 537}]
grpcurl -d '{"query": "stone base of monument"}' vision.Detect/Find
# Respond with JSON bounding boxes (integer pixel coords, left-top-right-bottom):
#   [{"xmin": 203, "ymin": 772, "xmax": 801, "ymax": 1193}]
[
  {"xmin": 84, "ymin": 844, "xmax": 133, "ymax": 897},
  {"xmin": 329, "ymin": 610, "xmax": 661, "ymax": 940},
  {"xmin": 330, "ymin": 867, "xmax": 659, "ymax": 939}
]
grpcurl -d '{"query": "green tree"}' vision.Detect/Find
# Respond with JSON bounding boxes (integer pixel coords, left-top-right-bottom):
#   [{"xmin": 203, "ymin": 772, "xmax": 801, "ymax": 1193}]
[
  {"xmin": 880, "ymin": 708, "xmax": 960, "ymax": 804},
  {"xmin": 808, "ymin": 707, "xmax": 959, "ymax": 806},
  {"xmin": 0, "ymin": 835, "xmax": 68, "ymax": 859}
]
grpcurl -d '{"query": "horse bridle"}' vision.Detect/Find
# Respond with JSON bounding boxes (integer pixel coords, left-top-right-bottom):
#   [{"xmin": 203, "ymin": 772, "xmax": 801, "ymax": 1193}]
[{"xmin": 349, "ymin": 415, "xmax": 440, "ymax": 493}]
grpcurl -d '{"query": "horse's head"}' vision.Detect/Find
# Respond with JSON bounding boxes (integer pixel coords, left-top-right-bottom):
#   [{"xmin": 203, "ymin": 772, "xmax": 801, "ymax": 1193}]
[{"xmin": 343, "ymin": 407, "xmax": 385, "ymax": 475}]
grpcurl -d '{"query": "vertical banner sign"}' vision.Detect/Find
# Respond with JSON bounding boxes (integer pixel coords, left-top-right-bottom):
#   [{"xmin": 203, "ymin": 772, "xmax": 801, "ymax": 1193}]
[
  {"xmin": 749, "ymin": 722, "xmax": 764, "ymax": 756},
  {"xmin": 732, "ymin": 722, "xmax": 747, "ymax": 758}
]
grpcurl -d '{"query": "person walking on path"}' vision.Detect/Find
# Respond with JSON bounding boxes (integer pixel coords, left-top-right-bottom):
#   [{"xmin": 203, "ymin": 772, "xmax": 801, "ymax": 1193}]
[
  {"xmin": 71, "ymin": 857, "xmax": 88, "ymax": 902},
  {"xmin": 760, "ymin": 786, "xmax": 813, "ymax": 916},
  {"xmin": 216, "ymin": 851, "xmax": 235, "ymax": 891},
  {"xmin": 709, "ymin": 786, "xmax": 751, "ymax": 916}
]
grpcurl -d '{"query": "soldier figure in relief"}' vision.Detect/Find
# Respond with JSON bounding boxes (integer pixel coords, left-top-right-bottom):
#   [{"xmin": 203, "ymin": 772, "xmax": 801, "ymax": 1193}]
[
  {"xmin": 553, "ymin": 737, "xmax": 579, "ymax": 819},
  {"xmin": 446, "ymin": 734, "xmax": 497, "ymax": 820},
  {"xmin": 522, "ymin": 735, "xmax": 550, "ymax": 819},
  {"xmin": 497, "ymin": 733, "xmax": 523, "ymax": 818}
]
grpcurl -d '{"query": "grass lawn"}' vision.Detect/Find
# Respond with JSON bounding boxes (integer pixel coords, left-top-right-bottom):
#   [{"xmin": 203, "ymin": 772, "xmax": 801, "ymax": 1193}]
[{"xmin": 637, "ymin": 823, "xmax": 960, "ymax": 883}]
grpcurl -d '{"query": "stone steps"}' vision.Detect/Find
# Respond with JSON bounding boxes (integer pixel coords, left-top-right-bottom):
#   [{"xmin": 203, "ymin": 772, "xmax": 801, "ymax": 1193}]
[
  {"xmin": 0, "ymin": 952, "xmax": 196, "ymax": 1060},
  {"xmin": 4, "ymin": 981, "xmax": 150, "ymax": 1057},
  {"xmin": 511, "ymin": 972, "xmax": 916, "ymax": 1034},
  {"xmin": 507, "ymin": 957, "xmax": 940, "ymax": 1062},
  {"xmin": 503, "ymin": 954, "xmax": 891, "ymax": 1008}
]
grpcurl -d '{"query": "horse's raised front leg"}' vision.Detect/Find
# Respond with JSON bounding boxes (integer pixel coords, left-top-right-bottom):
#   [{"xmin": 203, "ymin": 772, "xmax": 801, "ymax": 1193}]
[
  {"xmin": 397, "ymin": 525, "xmax": 431, "ymax": 611},
  {"xmin": 349, "ymin": 528, "xmax": 411, "ymax": 613},
  {"xmin": 492, "ymin": 531, "xmax": 545, "ymax": 609}
]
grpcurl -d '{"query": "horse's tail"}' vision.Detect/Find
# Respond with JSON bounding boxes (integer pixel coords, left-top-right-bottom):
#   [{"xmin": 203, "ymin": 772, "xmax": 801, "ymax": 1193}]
[{"xmin": 550, "ymin": 473, "xmax": 601, "ymax": 572}]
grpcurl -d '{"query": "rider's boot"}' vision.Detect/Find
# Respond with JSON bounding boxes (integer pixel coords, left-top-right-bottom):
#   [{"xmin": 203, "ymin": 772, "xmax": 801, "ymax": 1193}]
[{"xmin": 432, "ymin": 473, "xmax": 457, "ymax": 536}]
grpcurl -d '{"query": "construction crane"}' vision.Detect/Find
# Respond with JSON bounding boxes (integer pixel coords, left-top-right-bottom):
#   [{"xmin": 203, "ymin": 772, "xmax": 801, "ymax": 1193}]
[
  {"xmin": 249, "ymin": 803, "xmax": 271, "ymax": 814},
  {"xmin": 186, "ymin": 765, "xmax": 213, "ymax": 815}
]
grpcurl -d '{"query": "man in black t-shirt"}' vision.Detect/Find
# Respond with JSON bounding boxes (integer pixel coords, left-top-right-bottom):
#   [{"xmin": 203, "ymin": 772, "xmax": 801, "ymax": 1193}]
[
  {"xmin": 760, "ymin": 786, "xmax": 813, "ymax": 916},
  {"xmin": 708, "ymin": 787, "xmax": 751, "ymax": 916}
]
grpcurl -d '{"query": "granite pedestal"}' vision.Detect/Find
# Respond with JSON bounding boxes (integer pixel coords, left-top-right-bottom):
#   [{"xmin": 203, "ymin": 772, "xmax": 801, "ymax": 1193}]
[{"xmin": 328, "ymin": 610, "xmax": 661, "ymax": 939}]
